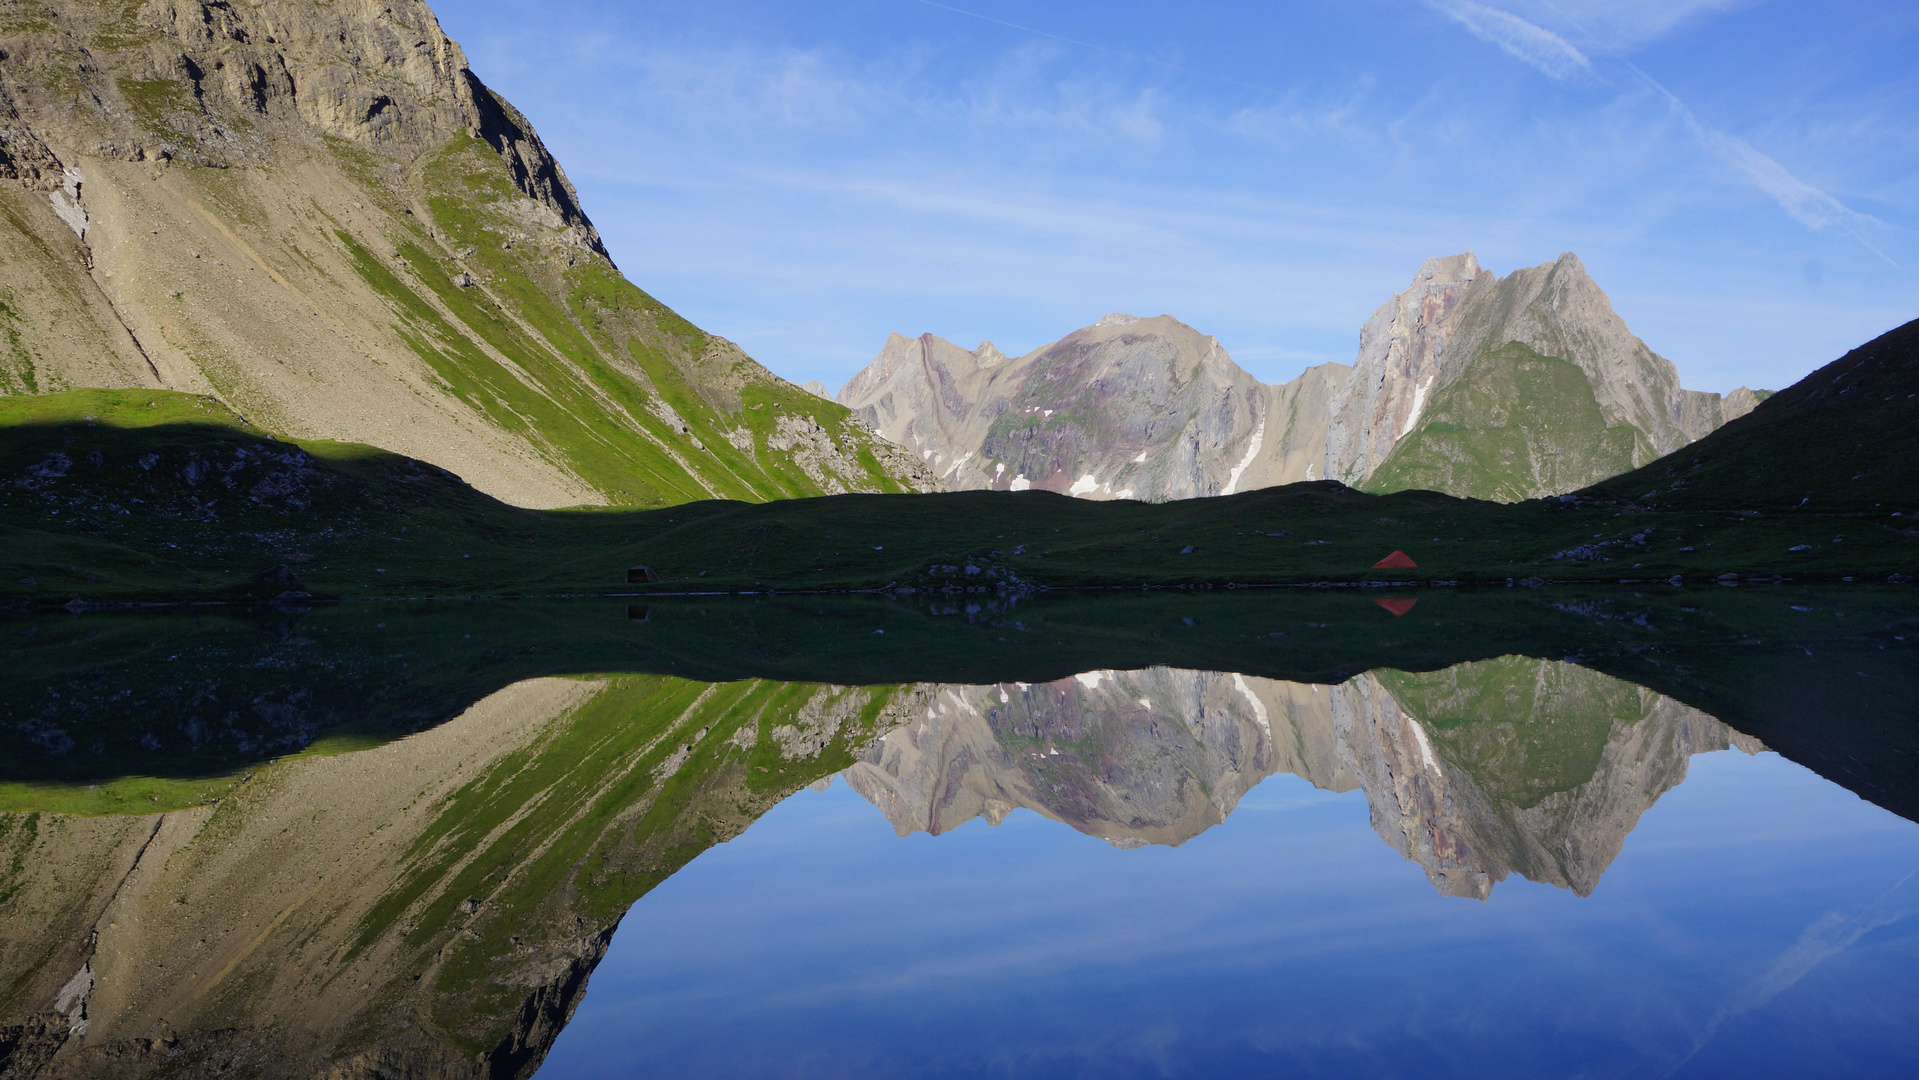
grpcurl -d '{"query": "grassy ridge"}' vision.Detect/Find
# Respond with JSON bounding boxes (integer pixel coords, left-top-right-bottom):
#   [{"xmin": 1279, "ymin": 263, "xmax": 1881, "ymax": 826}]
[
  {"xmin": 1, "ymin": 390, "xmax": 1913, "ymax": 608},
  {"xmin": 1596, "ymin": 316, "xmax": 1919, "ymax": 512}
]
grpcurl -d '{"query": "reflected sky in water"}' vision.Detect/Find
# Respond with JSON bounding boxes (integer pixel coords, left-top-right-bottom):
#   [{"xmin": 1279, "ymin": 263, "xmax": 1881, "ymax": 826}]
[{"xmin": 542, "ymin": 750, "xmax": 1919, "ymax": 1079}]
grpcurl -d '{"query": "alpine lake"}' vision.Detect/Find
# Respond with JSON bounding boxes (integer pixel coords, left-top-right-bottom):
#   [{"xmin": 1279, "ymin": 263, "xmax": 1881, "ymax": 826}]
[{"xmin": 3, "ymin": 582, "xmax": 1916, "ymax": 1079}]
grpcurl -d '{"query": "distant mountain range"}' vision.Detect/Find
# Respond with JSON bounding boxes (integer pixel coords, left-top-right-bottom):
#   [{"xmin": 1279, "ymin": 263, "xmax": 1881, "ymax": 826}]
[
  {"xmin": 0, "ymin": 0, "xmax": 929, "ymax": 508},
  {"xmin": 840, "ymin": 253, "xmax": 1767, "ymax": 502}
]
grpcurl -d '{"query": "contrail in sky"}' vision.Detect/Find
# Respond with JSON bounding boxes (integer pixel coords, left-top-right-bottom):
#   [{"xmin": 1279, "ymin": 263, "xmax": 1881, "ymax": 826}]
[
  {"xmin": 1425, "ymin": 0, "xmax": 1591, "ymax": 79},
  {"xmin": 1623, "ymin": 61, "xmax": 1897, "ymax": 267},
  {"xmin": 913, "ymin": 0, "xmax": 1119, "ymax": 58},
  {"xmin": 1446, "ymin": 0, "xmax": 1896, "ymax": 265}
]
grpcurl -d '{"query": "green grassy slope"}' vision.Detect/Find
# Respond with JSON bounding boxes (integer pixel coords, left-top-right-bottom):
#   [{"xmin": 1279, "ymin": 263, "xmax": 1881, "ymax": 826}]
[
  {"xmin": 1364, "ymin": 342, "xmax": 1652, "ymax": 501},
  {"xmin": 338, "ymin": 135, "xmax": 917, "ymax": 507}
]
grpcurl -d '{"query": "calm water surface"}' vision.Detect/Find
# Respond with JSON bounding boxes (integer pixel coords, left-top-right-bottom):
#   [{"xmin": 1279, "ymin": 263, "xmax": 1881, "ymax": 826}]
[
  {"xmin": 2, "ymin": 589, "xmax": 1915, "ymax": 1078},
  {"xmin": 540, "ymin": 745, "xmax": 1919, "ymax": 1079}
]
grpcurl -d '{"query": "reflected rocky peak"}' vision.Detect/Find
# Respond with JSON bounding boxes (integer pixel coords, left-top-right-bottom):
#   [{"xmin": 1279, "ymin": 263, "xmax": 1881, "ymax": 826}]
[
  {"xmin": 843, "ymin": 659, "xmax": 1760, "ymax": 899},
  {"xmin": 845, "ymin": 670, "xmax": 1348, "ymax": 848},
  {"xmin": 1340, "ymin": 660, "xmax": 1761, "ymax": 898}
]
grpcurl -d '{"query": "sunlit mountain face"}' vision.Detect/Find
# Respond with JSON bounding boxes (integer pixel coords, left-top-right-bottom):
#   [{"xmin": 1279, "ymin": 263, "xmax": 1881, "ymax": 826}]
[{"xmin": 1, "ymin": 589, "xmax": 1915, "ymax": 1078}]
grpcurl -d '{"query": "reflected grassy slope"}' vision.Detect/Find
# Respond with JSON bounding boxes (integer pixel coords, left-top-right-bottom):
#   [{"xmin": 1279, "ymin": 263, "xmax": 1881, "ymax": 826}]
[{"xmin": 0, "ymin": 666, "xmax": 916, "ymax": 1078}]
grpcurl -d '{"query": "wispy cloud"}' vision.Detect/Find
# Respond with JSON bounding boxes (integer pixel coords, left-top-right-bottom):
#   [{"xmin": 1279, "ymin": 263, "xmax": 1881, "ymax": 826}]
[
  {"xmin": 1658, "ymin": 869, "xmax": 1914, "ymax": 1077},
  {"xmin": 1423, "ymin": 2, "xmax": 1896, "ymax": 264},
  {"xmin": 1425, "ymin": 0, "xmax": 1591, "ymax": 79},
  {"xmin": 1514, "ymin": 0, "xmax": 1757, "ymax": 54},
  {"xmin": 1218, "ymin": 81, "xmax": 1377, "ymax": 148},
  {"xmin": 912, "ymin": 0, "xmax": 1277, "ymax": 96},
  {"xmin": 1628, "ymin": 64, "xmax": 1898, "ymax": 265}
]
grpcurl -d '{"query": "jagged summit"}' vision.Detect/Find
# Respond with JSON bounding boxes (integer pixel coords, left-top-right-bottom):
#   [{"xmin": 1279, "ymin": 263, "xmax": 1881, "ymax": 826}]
[
  {"xmin": 1414, "ymin": 251, "xmax": 1483, "ymax": 283},
  {"xmin": 841, "ymin": 252, "xmax": 1761, "ymax": 503},
  {"xmin": 0, "ymin": 0, "xmax": 603, "ymax": 253},
  {"xmin": 839, "ymin": 312, "xmax": 1327, "ymax": 499}
]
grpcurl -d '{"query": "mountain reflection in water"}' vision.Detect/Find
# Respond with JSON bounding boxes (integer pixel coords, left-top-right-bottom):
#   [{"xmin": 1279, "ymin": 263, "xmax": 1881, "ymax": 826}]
[
  {"xmin": 846, "ymin": 661, "xmax": 1760, "ymax": 898},
  {"xmin": 0, "ymin": 588, "xmax": 1914, "ymax": 1078}
]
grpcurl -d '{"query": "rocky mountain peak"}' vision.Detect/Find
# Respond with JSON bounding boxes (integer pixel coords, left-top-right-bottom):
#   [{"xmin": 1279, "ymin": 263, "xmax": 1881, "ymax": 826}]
[
  {"xmin": 1325, "ymin": 251, "xmax": 1489, "ymax": 483},
  {"xmin": 841, "ymin": 312, "xmax": 1283, "ymax": 498},
  {"xmin": 843, "ymin": 261, "xmax": 1750, "ymax": 505},
  {"xmin": 1415, "ymin": 251, "xmax": 1483, "ymax": 284},
  {"xmin": 1, "ymin": 0, "xmax": 604, "ymax": 255}
]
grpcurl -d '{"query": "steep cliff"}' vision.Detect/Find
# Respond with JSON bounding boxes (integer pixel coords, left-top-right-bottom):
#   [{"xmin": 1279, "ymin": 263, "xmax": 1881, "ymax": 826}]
[
  {"xmin": 0, "ymin": 0, "xmax": 928, "ymax": 507},
  {"xmin": 840, "ymin": 253, "xmax": 1757, "ymax": 503}
]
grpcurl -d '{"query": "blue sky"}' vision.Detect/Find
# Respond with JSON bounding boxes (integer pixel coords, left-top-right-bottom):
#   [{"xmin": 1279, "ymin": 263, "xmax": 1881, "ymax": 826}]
[{"xmin": 437, "ymin": 0, "xmax": 1918, "ymax": 395}]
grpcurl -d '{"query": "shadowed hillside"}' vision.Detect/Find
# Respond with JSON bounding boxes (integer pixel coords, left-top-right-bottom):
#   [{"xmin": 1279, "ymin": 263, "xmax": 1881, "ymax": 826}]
[{"xmin": 1593, "ymin": 317, "xmax": 1919, "ymax": 512}]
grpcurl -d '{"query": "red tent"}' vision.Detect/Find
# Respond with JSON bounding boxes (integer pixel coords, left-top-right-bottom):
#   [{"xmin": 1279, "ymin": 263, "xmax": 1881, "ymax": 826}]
[{"xmin": 1373, "ymin": 550, "xmax": 1417, "ymax": 569}]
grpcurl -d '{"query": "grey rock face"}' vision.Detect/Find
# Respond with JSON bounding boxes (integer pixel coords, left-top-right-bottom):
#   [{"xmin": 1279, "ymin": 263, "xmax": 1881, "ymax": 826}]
[
  {"xmin": 4, "ymin": 0, "xmax": 602, "ymax": 255},
  {"xmin": 1325, "ymin": 254, "xmax": 1487, "ymax": 485},
  {"xmin": 840, "ymin": 318, "xmax": 1349, "ymax": 500},
  {"xmin": 842, "ymin": 253, "xmax": 1759, "ymax": 502}
]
